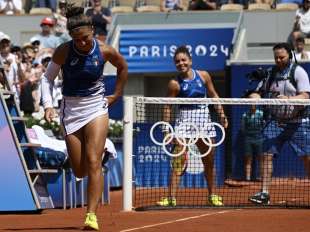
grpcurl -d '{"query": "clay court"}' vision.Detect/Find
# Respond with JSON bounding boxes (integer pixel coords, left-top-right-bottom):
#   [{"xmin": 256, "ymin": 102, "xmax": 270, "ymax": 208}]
[{"xmin": 0, "ymin": 189, "xmax": 310, "ymax": 232}]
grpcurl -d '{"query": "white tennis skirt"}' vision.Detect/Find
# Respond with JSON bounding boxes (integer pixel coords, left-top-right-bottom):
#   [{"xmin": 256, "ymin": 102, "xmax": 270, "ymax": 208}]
[
  {"xmin": 60, "ymin": 94, "xmax": 108, "ymax": 135},
  {"xmin": 175, "ymin": 107, "xmax": 216, "ymax": 138}
]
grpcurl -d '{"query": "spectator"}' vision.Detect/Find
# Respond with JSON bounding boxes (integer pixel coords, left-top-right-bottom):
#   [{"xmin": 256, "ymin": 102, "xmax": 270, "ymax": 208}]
[
  {"xmin": 0, "ymin": 0, "xmax": 22, "ymax": 15},
  {"xmin": 295, "ymin": 36, "xmax": 310, "ymax": 61},
  {"xmin": 160, "ymin": 0, "xmax": 184, "ymax": 11},
  {"xmin": 35, "ymin": 0, "xmax": 57, "ymax": 12},
  {"xmin": 240, "ymin": 92, "xmax": 264, "ymax": 181},
  {"xmin": 30, "ymin": 38, "xmax": 41, "ymax": 54},
  {"xmin": 188, "ymin": 0, "xmax": 217, "ymax": 10},
  {"xmin": 289, "ymin": 0, "xmax": 310, "ymax": 47},
  {"xmin": 53, "ymin": 0, "xmax": 71, "ymax": 44},
  {"xmin": 0, "ymin": 33, "xmax": 24, "ymax": 97},
  {"xmin": 30, "ymin": 17, "xmax": 61, "ymax": 50},
  {"xmin": 19, "ymin": 48, "xmax": 45, "ymax": 115},
  {"xmin": 86, "ymin": 0, "xmax": 112, "ymax": 42}
]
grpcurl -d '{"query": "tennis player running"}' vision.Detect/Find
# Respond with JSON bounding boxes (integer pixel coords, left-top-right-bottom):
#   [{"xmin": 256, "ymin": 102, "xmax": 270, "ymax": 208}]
[
  {"xmin": 157, "ymin": 45, "xmax": 228, "ymax": 207},
  {"xmin": 41, "ymin": 4, "xmax": 127, "ymax": 231}
]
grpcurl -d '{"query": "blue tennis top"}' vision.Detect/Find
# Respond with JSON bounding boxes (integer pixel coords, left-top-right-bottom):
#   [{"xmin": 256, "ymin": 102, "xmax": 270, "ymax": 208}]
[
  {"xmin": 62, "ymin": 39, "xmax": 105, "ymax": 97},
  {"xmin": 177, "ymin": 69, "xmax": 207, "ymax": 109},
  {"xmin": 177, "ymin": 69, "xmax": 206, "ymax": 98}
]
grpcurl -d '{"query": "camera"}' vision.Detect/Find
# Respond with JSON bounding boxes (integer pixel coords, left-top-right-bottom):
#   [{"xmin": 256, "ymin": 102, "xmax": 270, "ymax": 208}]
[
  {"xmin": 246, "ymin": 67, "xmax": 270, "ymax": 84},
  {"xmin": 243, "ymin": 67, "xmax": 270, "ymax": 98}
]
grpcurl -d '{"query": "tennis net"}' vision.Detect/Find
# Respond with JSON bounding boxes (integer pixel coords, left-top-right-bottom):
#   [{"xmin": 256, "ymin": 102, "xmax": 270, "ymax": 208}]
[{"xmin": 123, "ymin": 97, "xmax": 310, "ymax": 210}]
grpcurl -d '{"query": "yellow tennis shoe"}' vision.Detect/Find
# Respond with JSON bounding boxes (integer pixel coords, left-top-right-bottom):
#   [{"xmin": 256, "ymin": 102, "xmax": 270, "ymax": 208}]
[
  {"xmin": 84, "ymin": 212, "xmax": 99, "ymax": 231},
  {"xmin": 208, "ymin": 194, "xmax": 224, "ymax": 206}
]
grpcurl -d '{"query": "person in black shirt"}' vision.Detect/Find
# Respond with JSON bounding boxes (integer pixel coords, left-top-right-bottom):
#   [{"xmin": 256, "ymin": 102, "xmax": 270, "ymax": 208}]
[{"xmin": 86, "ymin": 0, "xmax": 112, "ymax": 42}]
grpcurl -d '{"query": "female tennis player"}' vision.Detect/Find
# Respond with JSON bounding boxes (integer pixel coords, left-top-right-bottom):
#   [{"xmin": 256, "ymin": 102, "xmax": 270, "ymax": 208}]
[
  {"xmin": 41, "ymin": 4, "xmax": 128, "ymax": 230},
  {"xmin": 157, "ymin": 45, "xmax": 228, "ymax": 207}
]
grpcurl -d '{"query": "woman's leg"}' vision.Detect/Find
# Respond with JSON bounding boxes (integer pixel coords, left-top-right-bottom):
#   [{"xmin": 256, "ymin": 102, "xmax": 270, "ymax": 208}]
[
  {"xmin": 83, "ymin": 114, "xmax": 109, "ymax": 213},
  {"xmin": 197, "ymin": 139, "xmax": 215, "ymax": 195},
  {"xmin": 65, "ymin": 128, "xmax": 86, "ymax": 178}
]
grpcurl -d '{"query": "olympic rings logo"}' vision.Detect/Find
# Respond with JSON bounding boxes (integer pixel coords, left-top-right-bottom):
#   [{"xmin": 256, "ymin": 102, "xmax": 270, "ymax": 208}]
[{"xmin": 150, "ymin": 121, "xmax": 225, "ymax": 158}]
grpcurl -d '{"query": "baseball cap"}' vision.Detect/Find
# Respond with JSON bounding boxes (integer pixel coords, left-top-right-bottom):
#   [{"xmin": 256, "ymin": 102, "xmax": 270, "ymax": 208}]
[
  {"xmin": 0, "ymin": 33, "xmax": 11, "ymax": 43},
  {"xmin": 30, "ymin": 36, "xmax": 40, "ymax": 45},
  {"xmin": 40, "ymin": 17, "xmax": 55, "ymax": 26}
]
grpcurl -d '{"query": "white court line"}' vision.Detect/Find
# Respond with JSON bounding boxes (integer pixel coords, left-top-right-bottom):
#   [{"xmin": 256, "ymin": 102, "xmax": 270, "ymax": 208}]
[{"xmin": 120, "ymin": 210, "xmax": 237, "ymax": 232}]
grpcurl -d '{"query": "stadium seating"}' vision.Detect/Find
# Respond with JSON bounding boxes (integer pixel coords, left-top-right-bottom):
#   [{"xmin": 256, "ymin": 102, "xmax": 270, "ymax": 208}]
[
  {"xmin": 220, "ymin": 4, "xmax": 244, "ymax": 11},
  {"xmin": 247, "ymin": 3, "xmax": 271, "ymax": 11},
  {"xmin": 136, "ymin": 5, "xmax": 161, "ymax": 12},
  {"xmin": 111, "ymin": 6, "xmax": 134, "ymax": 13},
  {"xmin": 29, "ymin": 7, "xmax": 53, "ymax": 15},
  {"xmin": 146, "ymin": 0, "xmax": 161, "ymax": 6},
  {"xmin": 117, "ymin": 0, "xmax": 136, "ymax": 7},
  {"xmin": 275, "ymin": 3, "xmax": 299, "ymax": 11}
]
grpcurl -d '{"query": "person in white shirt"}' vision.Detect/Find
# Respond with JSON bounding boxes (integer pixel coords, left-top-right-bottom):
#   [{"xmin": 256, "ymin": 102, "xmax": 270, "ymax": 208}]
[
  {"xmin": 295, "ymin": 36, "xmax": 310, "ymax": 61},
  {"xmin": 291, "ymin": 0, "xmax": 310, "ymax": 47},
  {"xmin": 30, "ymin": 17, "xmax": 61, "ymax": 50},
  {"xmin": 0, "ymin": 33, "xmax": 24, "ymax": 98}
]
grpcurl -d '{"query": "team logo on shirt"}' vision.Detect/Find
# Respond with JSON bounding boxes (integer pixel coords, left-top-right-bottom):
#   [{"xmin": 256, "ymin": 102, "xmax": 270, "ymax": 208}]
[
  {"xmin": 70, "ymin": 57, "xmax": 79, "ymax": 66},
  {"xmin": 197, "ymin": 80, "xmax": 202, "ymax": 87},
  {"xmin": 93, "ymin": 59, "xmax": 99, "ymax": 66},
  {"xmin": 92, "ymin": 55, "xmax": 99, "ymax": 66}
]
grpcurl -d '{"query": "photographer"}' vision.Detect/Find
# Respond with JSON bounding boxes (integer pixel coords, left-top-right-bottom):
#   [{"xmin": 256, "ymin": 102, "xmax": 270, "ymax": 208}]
[{"xmin": 248, "ymin": 43, "xmax": 310, "ymax": 205}]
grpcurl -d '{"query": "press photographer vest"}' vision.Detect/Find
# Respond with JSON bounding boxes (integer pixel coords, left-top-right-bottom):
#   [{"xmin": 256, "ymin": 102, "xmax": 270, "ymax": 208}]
[
  {"xmin": 267, "ymin": 63, "xmax": 297, "ymax": 91},
  {"xmin": 265, "ymin": 63, "xmax": 309, "ymax": 120}
]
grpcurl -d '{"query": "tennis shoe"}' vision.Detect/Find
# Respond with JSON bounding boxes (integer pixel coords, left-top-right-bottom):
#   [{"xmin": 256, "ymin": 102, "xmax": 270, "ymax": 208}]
[
  {"xmin": 208, "ymin": 194, "xmax": 224, "ymax": 206},
  {"xmin": 84, "ymin": 212, "xmax": 99, "ymax": 231},
  {"xmin": 249, "ymin": 192, "xmax": 270, "ymax": 205},
  {"xmin": 156, "ymin": 197, "xmax": 177, "ymax": 207}
]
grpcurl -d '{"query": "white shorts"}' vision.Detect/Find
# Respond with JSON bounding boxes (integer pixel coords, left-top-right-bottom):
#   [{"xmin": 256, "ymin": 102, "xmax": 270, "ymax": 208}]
[
  {"xmin": 60, "ymin": 94, "xmax": 108, "ymax": 135},
  {"xmin": 175, "ymin": 107, "xmax": 216, "ymax": 138}
]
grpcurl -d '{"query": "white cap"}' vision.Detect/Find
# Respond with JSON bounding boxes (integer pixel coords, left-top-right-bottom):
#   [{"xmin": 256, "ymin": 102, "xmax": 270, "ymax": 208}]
[
  {"xmin": 0, "ymin": 33, "xmax": 10, "ymax": 42},
  {"xmin": 30, "ymin": 36, "xmax": 40, "ymax": 44}
]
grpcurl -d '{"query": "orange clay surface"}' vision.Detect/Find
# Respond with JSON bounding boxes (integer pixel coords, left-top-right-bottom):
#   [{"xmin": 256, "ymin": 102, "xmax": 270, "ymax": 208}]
[{"xmin": 0, "ymin": 190, "xmax": 310, "ymax": 232}]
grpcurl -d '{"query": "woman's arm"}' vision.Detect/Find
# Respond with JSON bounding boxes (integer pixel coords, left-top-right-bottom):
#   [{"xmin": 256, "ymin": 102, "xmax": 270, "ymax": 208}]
[
  {"xmin": 163, "ymin": 79, "xmax": 179, "ymax": 124},
  {"xmin": 42, "ymin": 43, "xmax": 67, "ymax": 122},
  {"xmin": 200, "ymin": 70, "xmax": 228, "ymax": 128},
  {"xmin": 101, "ymin": 44, "xmax": 128, "ymax": 106}
]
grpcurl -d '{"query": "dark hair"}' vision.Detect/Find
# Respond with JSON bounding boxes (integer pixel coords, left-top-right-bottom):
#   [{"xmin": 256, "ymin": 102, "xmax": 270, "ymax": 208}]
[
  {"xmin": 273, "ymin": 42, "xmax": 293, "ymax": 59},
  {"xmin": 11, "ymin": 45, "xmax": 21, "ymax": 53},
  {"xmin": 296, "ymin": 36, "xmax": 305, "ymax": 44},
  {"xmin": 173, "ymin": 45, "xmax": 191, "ymax": 60},
  {"xmin": 66, "ymin": 4, "xmax": 92, "ymax": 32}
]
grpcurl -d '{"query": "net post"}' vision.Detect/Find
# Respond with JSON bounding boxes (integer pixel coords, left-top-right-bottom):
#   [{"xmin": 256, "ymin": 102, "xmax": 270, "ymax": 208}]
[{"xmin": 122, "ymin": 96, "xmax": 133, "ymax": 211}]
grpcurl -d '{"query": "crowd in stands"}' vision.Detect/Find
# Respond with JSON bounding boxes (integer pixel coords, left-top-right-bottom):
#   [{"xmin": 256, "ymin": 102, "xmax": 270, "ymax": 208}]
[
  {"xmin": 1, "ymin": 0, "xmax": 310, "ymax": 121},
  {"xmin": 0, "ymin": 0, "xmax": 308, "ymax": 15}
]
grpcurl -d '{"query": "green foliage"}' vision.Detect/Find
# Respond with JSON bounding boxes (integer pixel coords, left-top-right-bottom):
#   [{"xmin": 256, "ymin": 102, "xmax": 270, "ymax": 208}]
[
  {"xmin": 108, "ymin": 119, "xmax": 123, "ymax": 138},
  {"xmin": 25, "ymin": 116, "xmax": 61, "ymax": 137}
]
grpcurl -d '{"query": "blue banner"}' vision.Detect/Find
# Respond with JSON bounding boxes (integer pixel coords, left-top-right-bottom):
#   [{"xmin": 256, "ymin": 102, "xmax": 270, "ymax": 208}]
[{"xmin": 120, "ymin": 28, "xmax": 235, "ymax": 73}]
